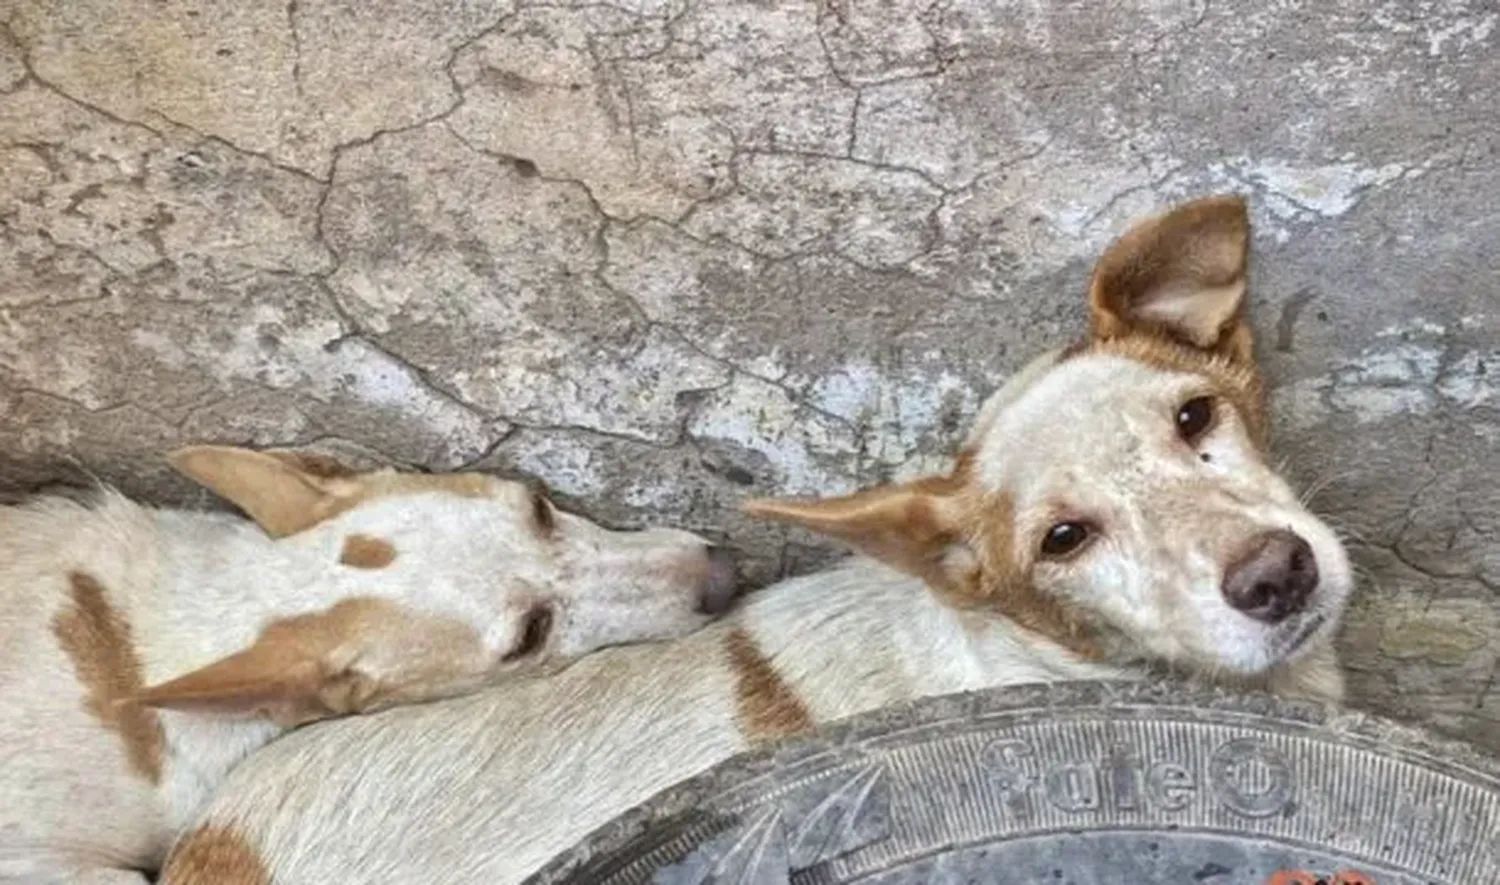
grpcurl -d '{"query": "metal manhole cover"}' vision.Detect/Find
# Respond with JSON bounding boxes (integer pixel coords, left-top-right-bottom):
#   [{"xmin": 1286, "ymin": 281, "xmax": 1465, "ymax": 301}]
[{"xmin": 527, "ymin": 682, "xmax": 1500, "ymax": 885}]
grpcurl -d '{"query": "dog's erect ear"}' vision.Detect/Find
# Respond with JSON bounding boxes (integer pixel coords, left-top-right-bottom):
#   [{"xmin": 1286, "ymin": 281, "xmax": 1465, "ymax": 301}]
[
  {"xmin": 744, "ymin": 478, "xmax": 969, "ymax": 589},
  {"xmin": 1087, "ymin": 194, "xmax": 1254, "ymax": 362},
  {"xmin": 169, "ymin": 445, "xmax": 354, "ymax": 538}
]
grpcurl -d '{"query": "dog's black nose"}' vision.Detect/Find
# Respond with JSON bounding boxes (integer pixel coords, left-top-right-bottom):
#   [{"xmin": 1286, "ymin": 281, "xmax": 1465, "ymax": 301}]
[
  {"xmin": 696, "ymin": 546, "xmax": 741, "ymax": 615},
  {"xmin": 1222, "ymin": 530, "xmax": 1318, "ymax": 624}
]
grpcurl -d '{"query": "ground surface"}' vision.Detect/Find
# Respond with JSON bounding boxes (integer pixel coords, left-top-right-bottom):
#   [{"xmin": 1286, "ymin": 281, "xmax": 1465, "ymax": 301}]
[{"xmin": 1, "ymin": 1, "xmax": 1497, "ymax": 750}]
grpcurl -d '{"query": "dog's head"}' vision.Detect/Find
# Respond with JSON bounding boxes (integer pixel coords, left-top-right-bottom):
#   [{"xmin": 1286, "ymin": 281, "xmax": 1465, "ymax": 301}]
[
  {"xmin": 133, "ymin": 447, "xmax": 736, "ymax": 725},
  {"xmin": 749, "ymin": 195, "xmax": 1350, "ymax": 677}
]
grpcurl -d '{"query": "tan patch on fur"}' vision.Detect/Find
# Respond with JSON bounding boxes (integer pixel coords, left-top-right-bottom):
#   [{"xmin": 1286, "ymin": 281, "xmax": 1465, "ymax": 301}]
[
  {"xmin": 51, "ymin": 571, "xmax": 165, "ymax": 783},
  {"xmin": 161, "ymin": 825, "xmax": 271, "ymax": 885},
  {"xmin": 339, "ymin": 533, "xmax": 397, "ymax": 569},
  {"xmin": 725, "ymin": 628, "xmax": 813, "ymax": 741},
  {"xmin": 952, "ymin": 492, "xmax": 1103, "ymax": 659}
]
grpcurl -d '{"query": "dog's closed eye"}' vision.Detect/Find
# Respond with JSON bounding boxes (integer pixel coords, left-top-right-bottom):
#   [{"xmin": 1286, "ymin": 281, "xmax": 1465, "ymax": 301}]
[{"xmin": 503, "ymin": 604, "xmax": 553, "ymax": 661}]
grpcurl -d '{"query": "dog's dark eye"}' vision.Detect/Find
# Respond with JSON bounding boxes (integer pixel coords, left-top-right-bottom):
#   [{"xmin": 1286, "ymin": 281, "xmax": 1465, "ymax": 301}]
[
  {"xmin": 503, "ymin": 604, "xmax": 553, "ymax": 661},
  {"xmin": 1175, "ymin": 396, "xmax": 1216, "ymax": 443},
  {"xmin": 529, "ymin": 486, "xmax": 556, "ymax": 534},
  {"xmin": 1041, "ymin": 522, "xmax": 1092, "ymax": 558}
]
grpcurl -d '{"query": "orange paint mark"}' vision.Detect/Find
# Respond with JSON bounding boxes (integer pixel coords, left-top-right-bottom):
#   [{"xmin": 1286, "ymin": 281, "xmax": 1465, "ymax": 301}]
[{"xmin": 1265, "ymin": 870, "xmax": 1376, "ymax": 885}]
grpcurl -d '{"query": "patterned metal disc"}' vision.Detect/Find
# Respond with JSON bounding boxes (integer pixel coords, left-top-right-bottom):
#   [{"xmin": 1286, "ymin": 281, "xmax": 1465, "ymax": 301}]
[{"xmin": 527, "ymin": 681, "xmax": 1500, "ymax": 885}]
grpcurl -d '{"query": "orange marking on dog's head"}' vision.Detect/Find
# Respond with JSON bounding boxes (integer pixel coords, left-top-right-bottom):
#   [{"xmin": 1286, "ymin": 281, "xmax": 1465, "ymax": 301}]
[
  {"xmin": 339, "ymin": 533, "xmax": 397, "ymax": 569},
  {"xmin": 1266, "ymin": 872, "xmax": 1377, "ymax": 885},
  {"xmin": 953, "ymin": 490, "xmax": 1102, "ymax": 656},
  {"xmin": 51, "ymin": 571, "xmax": 165, "ymax": 783},
  {"xmin": 724, "ymin": 628, "xmax": 814, "ymax": 741},
  {"xmin": 161, "ymin": 825, "xmax": 271, "ymax": 885},
  {"xmin": 1062, "ymin": 331, "xmax": 1268, "ymax": 450}
]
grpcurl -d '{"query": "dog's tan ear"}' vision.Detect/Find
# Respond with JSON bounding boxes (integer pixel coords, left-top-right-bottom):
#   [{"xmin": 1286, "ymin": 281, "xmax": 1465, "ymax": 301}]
[
  {"xmin": 744, "ymin": 478, "xmax": 969, "ymax": 588},
  {"xmin": 132, "ymin": 600, "xmax": 484, "ymax": 727},
  {"xmin": 169, "ymin": 445, "xmax": 354, "ymax": 538},
  {"xmin": 1088, "ymin": 194, "xmax": 1254, "ymax": 362},
  {"xmin": 129, "ymin": 641, "xmax": 367, "ymax": 728}
]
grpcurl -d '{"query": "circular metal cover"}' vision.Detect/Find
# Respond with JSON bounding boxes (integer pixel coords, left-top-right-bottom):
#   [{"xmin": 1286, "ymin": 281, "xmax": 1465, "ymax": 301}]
[{"xmin": 527, "ymin": 681, "xmax": 1500, "ymax": 885}]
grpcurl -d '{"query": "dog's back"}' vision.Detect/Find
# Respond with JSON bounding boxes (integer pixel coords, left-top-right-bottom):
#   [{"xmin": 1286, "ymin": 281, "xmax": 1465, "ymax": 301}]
[
  {"xmin": 162, "ymin": 559, "xmax": 1099, "ymax": 884},
  {"xmin": 171, "ymin": 626, "xmax": 740, "ymax": 882}
]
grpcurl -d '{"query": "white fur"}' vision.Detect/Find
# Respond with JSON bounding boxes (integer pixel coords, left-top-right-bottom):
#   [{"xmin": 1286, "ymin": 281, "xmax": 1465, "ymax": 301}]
[
  {"xmin": 976, "ymin": 354, "xmax": 1352, "ymax": 675},
  {"xmin": 0, "ymin": 472, "xmax": 719, "ymax": 883}
]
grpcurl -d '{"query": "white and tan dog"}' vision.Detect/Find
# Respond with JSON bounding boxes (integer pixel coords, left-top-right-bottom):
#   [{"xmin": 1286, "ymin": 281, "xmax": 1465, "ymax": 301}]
[
  {"xmin": 0, "ymin": 446, "xmax": 735, "ymax": 884},
  {"xmin": 160, "ymin": 195, "xmax": 1352, "ymax": 885}
]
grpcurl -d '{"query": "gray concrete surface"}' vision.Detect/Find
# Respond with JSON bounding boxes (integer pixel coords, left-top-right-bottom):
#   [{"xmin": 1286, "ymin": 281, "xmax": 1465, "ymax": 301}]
[{"xmin": 1, "ymin": 2, "xmax": 1497, "ymax": 749}]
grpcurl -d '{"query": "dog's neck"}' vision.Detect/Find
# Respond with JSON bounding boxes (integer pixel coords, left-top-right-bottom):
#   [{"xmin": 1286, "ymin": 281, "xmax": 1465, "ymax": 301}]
[
  {"xmin": 734, "ymin": 558, "xmax": 1337, "ymax": 728},
  {"xmin": 736, "ymin": 558, "xmax": 1129, "ymax": 724},
  {"xmin": 125, "ymin": 504, "xmax": 357, "ymax": 835}
]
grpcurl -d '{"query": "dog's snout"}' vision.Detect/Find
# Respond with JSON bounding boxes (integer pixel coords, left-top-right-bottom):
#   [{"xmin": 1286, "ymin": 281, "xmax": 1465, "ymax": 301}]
[
  {"xmin": 1222, "ymin": 530, "xmax": 1319, "ymax": 624},
  {"xmin": 695, "ymin": 545, "xmax": 741, "ymax": 616}
]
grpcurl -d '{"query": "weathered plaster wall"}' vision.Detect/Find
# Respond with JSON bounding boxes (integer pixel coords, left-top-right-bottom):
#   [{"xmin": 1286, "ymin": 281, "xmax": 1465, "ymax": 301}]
[{"xmin": 2, "ymin": 1, "xmax": 1498, "ymax": 749}]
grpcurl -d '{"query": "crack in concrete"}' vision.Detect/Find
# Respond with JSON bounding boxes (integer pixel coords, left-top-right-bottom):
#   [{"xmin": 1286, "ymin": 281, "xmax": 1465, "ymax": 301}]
[
  {"xmin": 814, "ymin": 0, "xmax": 955, "ymax": 88},
  {"xmin": 451, "ymin": 425, "xmax": 520, "ymax": 472},
  {"xmin": 5, "ymin": 385, "xmax": 183, "ymax": 430},
  {"xmin": 739, "ymin": 144, "xmax": 954, "ymax": 195},
  {"xmin": 440, "ymin": 122, "xmax": 885, "ymax": 439}
]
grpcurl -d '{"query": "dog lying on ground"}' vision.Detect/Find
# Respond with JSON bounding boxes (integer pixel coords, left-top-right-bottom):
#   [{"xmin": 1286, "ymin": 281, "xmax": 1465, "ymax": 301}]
[
  {"xmin": 0, "ymin": 445, "xmax": 736, "ymax": 883},
  {"xmin": 159, "ymin": 194, "xmax": 1352, "ymax": 885}
]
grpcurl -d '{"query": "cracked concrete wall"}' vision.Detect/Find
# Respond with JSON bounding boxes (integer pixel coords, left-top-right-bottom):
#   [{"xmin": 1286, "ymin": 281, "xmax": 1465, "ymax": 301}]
[{"xmin": 2, "ymin": 0, "xmax": 1499, "ymax": 750}]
